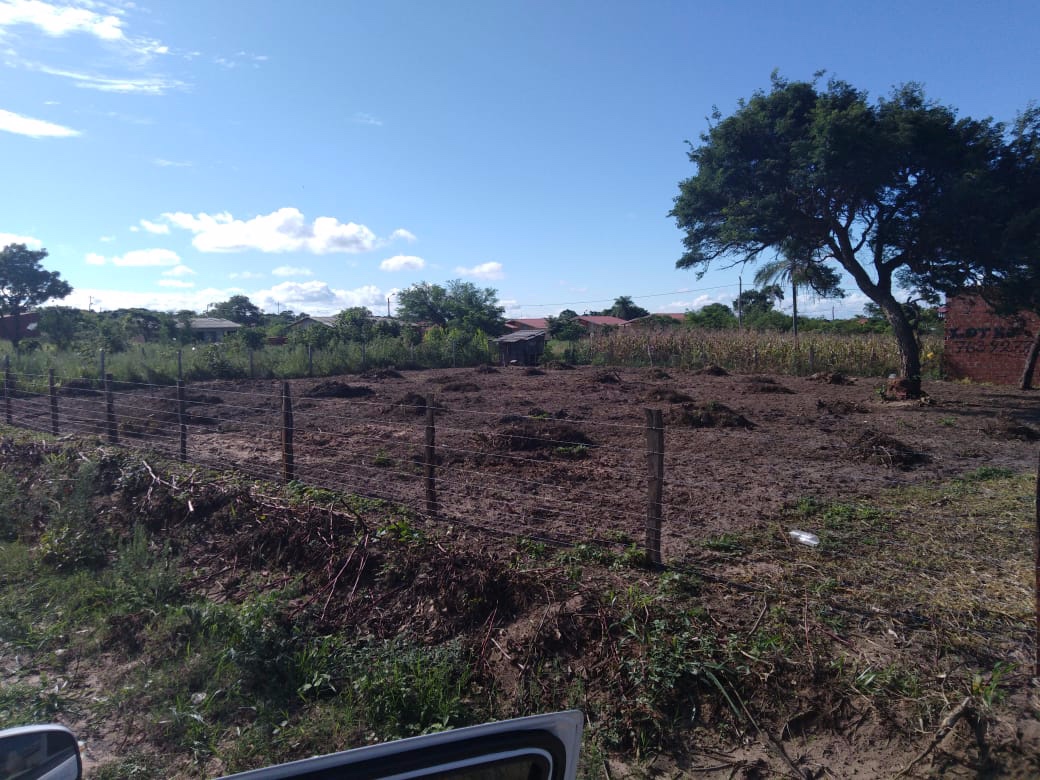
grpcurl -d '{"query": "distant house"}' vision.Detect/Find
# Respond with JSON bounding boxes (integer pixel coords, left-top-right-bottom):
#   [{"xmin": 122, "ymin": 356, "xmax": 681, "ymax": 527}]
[
  {"xmin": 573, "ymin": 315, "xmax": 626, "ymax": 334},
  {"xmin": 494, "ymin": 329, "xmax": 546, "ymax": 365},
  {"xmin": 623, "ymin": 313, "xmax": 687, "ymax": 328},
  {"xmin": 0, "ymin": 312, "xmax": 39, "ymax": 343},
  {"xmin": 504, "ymin": 318, "xmax": 549, "ymax": 331},
  {"xmin": 287, "ymin": 316, "xmax": 338, "ymax": 331},
  {"xmin": 187, "ymin": 317, "xmax": 241, "ymax": 343}
]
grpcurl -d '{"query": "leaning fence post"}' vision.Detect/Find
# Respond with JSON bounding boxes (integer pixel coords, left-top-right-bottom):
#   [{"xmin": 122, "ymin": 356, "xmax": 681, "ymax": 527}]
[
  {"xmin": 425, "ymin": 395, "xmax": 438, "ymax": 516},
  {"xmin": 1034, "ymin": 448, "xmax": 1039, "ymax": 678},
  {"xmin": 48, "ymin": 368, "xmax": 59, "ymax": 435},
  {"xmin": 281, "ymin": 381, "xmax": 294, "ymax": 483},
  {"xmin": 3, "ymin": 355, "xmax": 11, "ymax": 425},
  {"xmin": 644, "ymin": 408, "xmax": 664, "ymax": 568},
  {"xmin": 177, "ymin": 379, "xmax": 187, "ymax": 463},
  {"xmin": 104, "ymin": 373, "xmax": 118, "ymax": 443}
]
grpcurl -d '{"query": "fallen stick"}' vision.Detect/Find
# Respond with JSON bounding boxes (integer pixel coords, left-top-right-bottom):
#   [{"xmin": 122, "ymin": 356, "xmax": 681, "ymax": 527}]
[{"xmin": 895, "ymin": 697, "xmax": 973, "ymax": 777}]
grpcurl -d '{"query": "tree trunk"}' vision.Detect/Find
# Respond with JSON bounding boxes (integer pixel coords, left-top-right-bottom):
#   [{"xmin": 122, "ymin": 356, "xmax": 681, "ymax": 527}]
[
  {"xmin": 878, "ymin": 295, "xmax": 922, "ymax": 397},
  {"xmin": 791, "ymin": 281, "xmax": 798, "ymax": 347},
  {"xmin": 1020, "ymin": 329, "xmax": 1040, "ymax": 391}
]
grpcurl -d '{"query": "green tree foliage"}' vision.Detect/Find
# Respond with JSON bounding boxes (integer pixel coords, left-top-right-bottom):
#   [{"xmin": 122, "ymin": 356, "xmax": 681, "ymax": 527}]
[
  {"xmin": 396, "ymin": 280, "xmax": 505, "ymax": 336},
  {"xmin": 37, "ymin": 306, "xmax": 87, "ymax": 349},
  {"xmin": 686, "ymin": 303, "xmax": 737, "ymax": 329},
  {"xmin": 207, "ymin": 295, "xmax": 264, "ymax": 326},
  {"xmin": 593, "ymin": 295, "xmax": 650, "ymax": 321},
  {"xmin": 335, "ymin": 307, "xmax": 375, "ymax": 342},
  {"xmin": 733, "ymin": 287, "xmax": 783, "ymax": 320},
  {"xmin": 545, "ymin": 309, "xmax": 585, "ymax": 341},
  {"xmin": 671, "ymin": 74, "xmax": 1013, "ymax": 396},
  {"xmin": 0, "ymin": 244, "xmax": 73, "ymax": 347}
]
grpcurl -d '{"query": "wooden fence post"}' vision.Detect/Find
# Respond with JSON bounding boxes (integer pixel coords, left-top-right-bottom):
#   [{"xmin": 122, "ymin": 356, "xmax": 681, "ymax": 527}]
[
  {"xmin": 3, "ymin": 355, "xmax": 11, "ymax": 425},
  {"xmin": 282, "ymin": 381, "xmax": 294, "ymax": 483},
  {"xmin": 48, "ymin": 369, "xmax": 58, "ymax": 435},
  {"xmin": 104, "ymin": 373, "xmax": 118, "ymax": 443},
  {"xmin": 177, "ymin": 379, "xmax": 187, "ymax": 463},
  {"xmin": 808, "ymin": 343, "xmax": 816, "ymax": 374},
  {"xmin": 645, "ymin": 408, "xmax": 664, "ymax": 568},
  {"xmin": 1034, "ymin": 448, "xmax": 1039, "ymax": 677},
  {"xmin": 425, "ymin": 395, "xmax": 438, "ymax": 516}
]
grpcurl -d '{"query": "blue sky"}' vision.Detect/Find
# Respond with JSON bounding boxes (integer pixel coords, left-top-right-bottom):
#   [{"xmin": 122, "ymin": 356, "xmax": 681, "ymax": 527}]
[{"xmin": 2, "ymin": 0, "xmax": 1038, "ymax": 319}]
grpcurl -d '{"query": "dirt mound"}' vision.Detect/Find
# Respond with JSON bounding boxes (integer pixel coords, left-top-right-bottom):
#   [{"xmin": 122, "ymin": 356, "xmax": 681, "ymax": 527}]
[
  {"xmin": 848, "ymin": 431, "xmax": 927, "ymax": 468},
  {"xmin": 544, "ymin": 361, "xmax": 575, "ymax": 370},
  {"xmin": 646, "ymin": 388, "xmax": 694, "ymax": 404},
  {"xmin": 361, "ymin": 368, "xmax": 403, "ymax": 380},
  {"xmin": 473, "ymin": 365, "xmax": 498, "ymax": 374},
  {"xmin": 384, "ymin": 392, "xmax": 440, "ymax": 417},
  {"xmin": 524, "ymin": 367, "xmax": 545, "ymax": 376},
  {"xmin": 809, "ymin": 371, "xmax": 853, "ymax": 385},
  {"xmin": 816, "ymin": 399, "xmax": 869, "ymax": 415},
  {"xmin": 744, "ymin": 376, "xmax": 794, "ymax": 394},
  {"xmin": 697, "ymin": 364, "xmax": 729, "ymax": 376},
  {"xmin": 591, "ymin": 370, "xmax": 622, "ymax": 385},
  {"xmin": 485, "ymin": 420, "xmax": 594, "ymax": 452},
  {"xmin": 303, "ymin": 381, "xmax": 375, "ymax": 399},
  {"xmin": 645, "ymin": 368, "xmax": 671, "ymax": 380},
  {"xmin": 670, "ymin": 402, "xmax": 753, "ymax": 429},
  {"xmin": 441, "ymin": 382, "xmax": 480, "ymax": 393},
  {"xmin": 983, "ymin": 414, "xmax": 1040, "ymax": 441}
]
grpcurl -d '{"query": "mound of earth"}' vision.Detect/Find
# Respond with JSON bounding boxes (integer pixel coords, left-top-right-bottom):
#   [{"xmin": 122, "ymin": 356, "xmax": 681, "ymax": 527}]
[
  {"xmin": 485, "ymin": 420, "xmax": 594, "ymax": 452},
  {"xmin": 809, "ymin": 371, "xmax": 853, "ymax": 385},
  {"xmin": 441, "ymin": 382, "xmax": 480, "ymax": 393},
  {"xmin": 303, "ymin": 381, "xmax": 375, "ymax": 399},
  {"xmin": 670, "ymin": 402, "xmax": 753, "ymax": 429},
  {"xmin": 384, "ymin": 391, "xmax": 438, "ymax": 417},
  {"xmin": 646, "ymin": 388, "xmax": 694, "ymax": 404},
  {"xmin": 524, "ymin": 367, "xmax": 545, "ymax": 376},
  {"xmin": 58, "ymin": 378, "xmax": 99, "ymax": 396},
  {"xmin": 361, "ymin": 368, "xmax": 403, "ymax": 380},
  {"xmin": 983, "ymin": 414, "xmax": 1040, "ymax": 441},
  {"xmin": 816, "ymin": 398, "xmax": 869, "ymax": 415},
  {"xmin": 591, "ymin": 370, "xmax": 622, "ymax": 385},
  {"xmin": 697, "ymin": 364, "xmax": 729, "ymax": 376},
  {"xmin": 645, "ymin": 368, "xmax": 671, "ymax": 380},
  {"xmin": 848, "ymin": 431, "xmax": 927, "ymax": 468},
  {"xmin": 544, "ymin": 361, "xmax": 575, "ymax": 370},
  {"xmin": 744, "ymin": 376, "xmax": 795, "ymax": 394},
  {"xmin": 185, "ymin": 392, "xmax": 224, "ymax": 405},
  {"xmin": 473, "ymin": 365, "xmax": 498, "ymax": 374}
]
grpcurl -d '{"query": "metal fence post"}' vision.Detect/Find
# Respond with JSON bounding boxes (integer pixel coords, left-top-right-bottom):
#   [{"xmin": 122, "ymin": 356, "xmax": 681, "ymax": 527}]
[
  {"xmin": 645, "ymin": 408, "xmax": 664, "ymax": 568},
  {"xmin": 49, "ymin": 368, "xmax": 58, "ymax": 435},
  {"xmin": 177, "ymin": 379, "xmax": 187, "ymax": 462},
  {"xmin": 425, "ymin": 395, "xmax": 438, "ymax": 516},
  {"xmin": 282, "ymin": 381, "xmax": 295, "ymax": 483},
  {"xmin": 104, "ymin": 373, "xmax": 118, "ymax": 443}
]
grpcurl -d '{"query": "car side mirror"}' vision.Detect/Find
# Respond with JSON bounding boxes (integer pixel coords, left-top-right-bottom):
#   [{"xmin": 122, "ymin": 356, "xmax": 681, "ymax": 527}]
[{"xmin": 0, "ymin": 725, "xmax": 81, "ymax": 780}]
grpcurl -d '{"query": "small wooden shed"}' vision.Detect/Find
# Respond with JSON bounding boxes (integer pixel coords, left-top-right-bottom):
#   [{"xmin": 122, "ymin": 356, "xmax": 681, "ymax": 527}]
[{"xmin": 495, "ymin": 329, "xmax": 546, "ymax": 366}]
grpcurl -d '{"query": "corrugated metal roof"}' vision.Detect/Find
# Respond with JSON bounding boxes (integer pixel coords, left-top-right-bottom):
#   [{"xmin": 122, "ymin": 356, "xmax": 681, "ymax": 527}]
[
  {"xmin": 495, "ymin": 329, "xmax": 546, "ymax": 343},
  {"xmin": 191, "ymin": 318, "xmax": 242, "ymax": 329}
]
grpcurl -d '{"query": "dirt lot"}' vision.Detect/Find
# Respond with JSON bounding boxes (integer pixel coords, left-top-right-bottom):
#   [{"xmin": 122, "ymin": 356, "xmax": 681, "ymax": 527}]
[{"xmin": 21, "ymin": 365, "xmax": 1040, "ymax": 560}]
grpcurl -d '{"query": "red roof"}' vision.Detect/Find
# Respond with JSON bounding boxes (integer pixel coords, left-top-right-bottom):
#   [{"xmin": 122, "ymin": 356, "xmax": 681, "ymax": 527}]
[
  {"xmin": 505, "ymin": 318, "xmax": 549, "ymax": 330},
  {"xmin": 576, "ymin": 315, "xmax": 626, "ymax": 326}
]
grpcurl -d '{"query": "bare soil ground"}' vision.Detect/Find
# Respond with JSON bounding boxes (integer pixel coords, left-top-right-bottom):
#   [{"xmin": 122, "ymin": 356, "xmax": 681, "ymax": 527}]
[
  {"xmin": 3, "ymin": 366, "xmax": 1040, "ymax": 778},
  {"xmin": 25, "ymin": 366, "xmax": 1040, "ymax": 560}
]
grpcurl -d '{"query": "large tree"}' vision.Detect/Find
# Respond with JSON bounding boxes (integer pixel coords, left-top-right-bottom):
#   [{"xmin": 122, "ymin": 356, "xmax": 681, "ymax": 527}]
[
  {"xmin": 207, "ymin": 295, "xmax": 263, "ymax": 326},
  {"xmin": 0, "ymin": 244, "xmax": 73, "ymax": 348},
  {"xmin": 396, "ymin": 280, "xmax": 505, "ymax": 335},
  {"xmin": 593, "ymin": 295, "xmax": 650, "ymax": 321},
  {"xmin": 901, "ymin": 105, "xmax": 1040, "ymax": 389},
  {"xmin": 671, "ymin": 74, "xmax": 1007, "ymax": 396}
]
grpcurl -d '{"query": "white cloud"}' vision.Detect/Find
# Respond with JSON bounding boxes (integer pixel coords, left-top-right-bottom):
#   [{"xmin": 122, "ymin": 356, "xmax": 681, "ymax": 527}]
[
  {"xmin": 352, "ymin": 112, "xmax": 382, "ymax": 127},
  {"xmin": 253, "ymin": 281, "xmax": 387, "ymax": 316},
  {"xmin": 98, "ymin": 235, "xmax": 115, "ymax": 242},
  {"xmin": 0, "ymin": 107, "xmax": 79, "ymax": 137},
  {"xmin": 31, "ymin": 64, "xmax": 183, "ymax": 94},
  {"xmin": 380, "ymin": 255, "xmax": 425, "ymax": 272},
  {"xmin": 455, "ymin": 261, "xmax": 504, "ymax": 280},
  {"xmin": 0, "ymin": 232, "xmax": 42, "ymax": 247},
  {"xmin": 390, "ymin": 228, "xmax": 416, "ymax": 242},
  {"xmin": 272, "ymin": 265, "xmax": 313, "ymax": 277},
  {"xmin": 161, "ymin": 207, "xmax": 397, "ymax": 255},
  {"xmin": 229, "ymin": 270, "xmax": 264, "ymax": 280},
  {"xmin": 162, "ymin": 264, "xmax": 195, "ymax": 277},
  {"xmin": 0, "ymin": 1, "xmax": 125, "ymax": 41},
  {"xmin": 139, "ymin": 218, "xmax": 169, "ymax": 235},
  {"xmin": 153, "ymin": 157, "xmax": 192, "ymax": 167},
  {"xmin": 88, "ymin": 248, "xmax": 181, "ymax": 267}
]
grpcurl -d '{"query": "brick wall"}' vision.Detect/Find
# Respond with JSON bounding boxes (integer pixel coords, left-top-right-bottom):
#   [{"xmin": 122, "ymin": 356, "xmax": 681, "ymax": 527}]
[{"xmin": 943, "ymin": 295, "xmax": 1039, "ymax": 384}]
